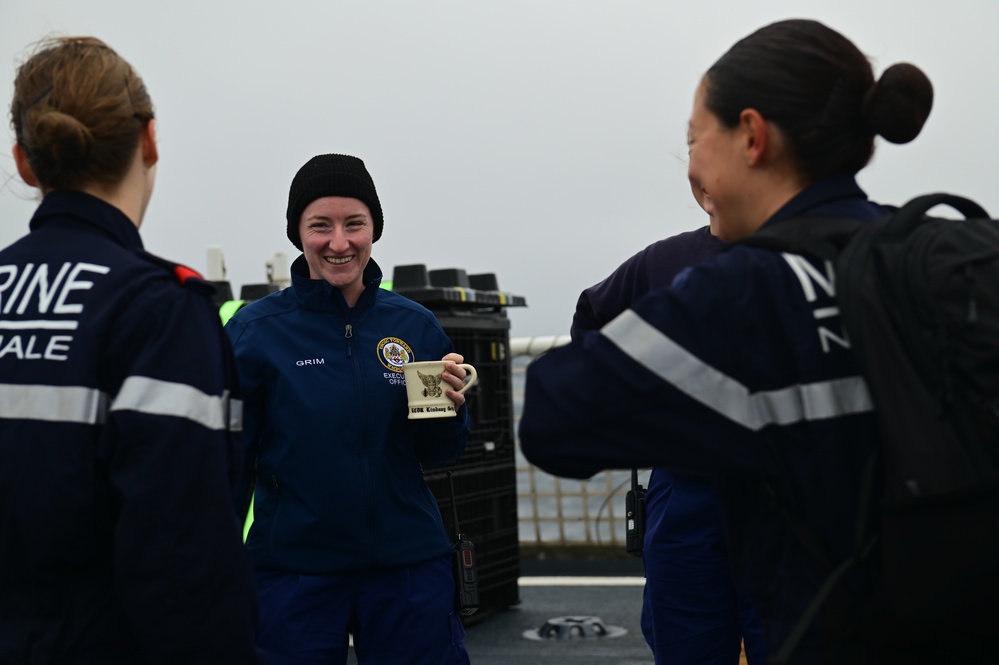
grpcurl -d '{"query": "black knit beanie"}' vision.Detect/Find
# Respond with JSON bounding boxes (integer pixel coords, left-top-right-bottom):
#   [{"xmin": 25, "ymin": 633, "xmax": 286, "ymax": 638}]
[{"xmin": 286, "ymin": 154, "xmax": 384, "ymax": 249}]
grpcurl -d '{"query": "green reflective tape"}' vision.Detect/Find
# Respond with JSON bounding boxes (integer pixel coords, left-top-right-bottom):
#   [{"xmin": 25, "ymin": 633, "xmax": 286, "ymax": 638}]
[
  {"xmin": 219, "ymin": 299, "xmax": 246, "ymax": 325},
  {"xmin": 243, "ymin": 494, "xmax": 254, "ymax": 542}
]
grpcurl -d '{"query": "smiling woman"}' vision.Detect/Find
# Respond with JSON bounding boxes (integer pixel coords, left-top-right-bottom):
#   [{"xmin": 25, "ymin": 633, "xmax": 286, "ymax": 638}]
[
  {"xmin": 288, "ymin": 155, "xmax": 382, "ymax": 307},
  {"xmin": 516, "ymin": 17, "xmax": 982, "ymax": 665},
  {"xmin": 223, "ymin": 152, "xmax": 475, "ymax": 665},
  {"xmin": 299, "ymin": 196, "xmax": 374, "ymax": 306}
]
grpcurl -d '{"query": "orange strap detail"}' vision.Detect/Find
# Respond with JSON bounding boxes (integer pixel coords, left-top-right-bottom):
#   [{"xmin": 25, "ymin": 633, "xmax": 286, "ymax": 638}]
[{"xmin": 174, "ymin": 265, "xmax": 203, "ymax": 285}]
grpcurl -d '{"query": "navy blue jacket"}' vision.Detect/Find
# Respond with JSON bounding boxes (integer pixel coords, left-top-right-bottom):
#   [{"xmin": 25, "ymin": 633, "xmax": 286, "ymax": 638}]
[
  {"xmin": 572, "ymin": 226, "xmax": 725, "ymax": 339},
  {"xmin": 225, "ymin": 255, "xmax": 470, "ymax": 575},
  {"xmin": 574, "ymin": 226, "xmax": 769, "ymax": 664},
  {"xmin": 520, "ymin": 176, "xmax": 888, "ymax": 663},
  {"xmin": 0, "ymin": 191, "xmax": 260, "ymax": 664},
  {"xmin": 573, "ymin": 227, "xmax": 738, "ymax": 568}
]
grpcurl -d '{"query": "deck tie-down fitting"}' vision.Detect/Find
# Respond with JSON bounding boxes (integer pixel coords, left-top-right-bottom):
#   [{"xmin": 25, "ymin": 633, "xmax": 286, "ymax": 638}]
[{"xmin": 523, "ymin": 615, "xmax": 627, "ymax": 641}]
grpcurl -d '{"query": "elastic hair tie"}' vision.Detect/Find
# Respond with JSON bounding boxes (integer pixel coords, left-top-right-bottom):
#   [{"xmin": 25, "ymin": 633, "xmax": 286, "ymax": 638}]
[{"xmin": 23, "ymin": 84, "xmax": 54, "ymax": 111}]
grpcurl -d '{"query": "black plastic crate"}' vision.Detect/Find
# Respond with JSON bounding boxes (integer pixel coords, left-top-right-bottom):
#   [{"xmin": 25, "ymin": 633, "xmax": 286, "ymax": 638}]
[
  {"xmin": 426, "ymin": 429, "xmax": 514, "ymax": 475},
  {"xmin": 425, "ymin": 466, "xmax": 516, "ymax": 538},
  {"xmin": 446, "ymin": 327, "xmax": 514, "ymax": 434},
  {"xmin": 473, "ymin": 526, "xmax": 520, "ymax": 616},
  {"xmin": 395, "ymin": 264, "xmax": 525, "ymax": 620}
]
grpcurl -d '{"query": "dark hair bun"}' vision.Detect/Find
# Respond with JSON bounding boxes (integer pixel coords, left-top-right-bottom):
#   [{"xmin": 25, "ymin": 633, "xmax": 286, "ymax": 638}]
[
  {"xmin": 862, "ymin": 63, "xmax": 933, "ymax": 144},
  {"xmin": 32, "ymin": 111, "xmax": 94, "ymax": 173}
]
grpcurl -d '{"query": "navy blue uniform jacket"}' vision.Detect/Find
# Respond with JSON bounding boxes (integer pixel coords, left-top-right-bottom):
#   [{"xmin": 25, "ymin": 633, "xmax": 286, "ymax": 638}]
[
  {"xmin": 225, "ymin": 255, "xmax": 470, "ymax": 575},
  {"xmin": 575, "ymin": 225, "xmax": 769, "ymax": 664},
  {"xmin": 573, "ymin": 226, "xmax": 736, "ymax": 571},
  {"xmin": 0, "ymin": 191, "xmax": 260, "ymax": 664},
  {"xmin": 520, "ymin": 176, "xmax": 887, "ymax": 663}
]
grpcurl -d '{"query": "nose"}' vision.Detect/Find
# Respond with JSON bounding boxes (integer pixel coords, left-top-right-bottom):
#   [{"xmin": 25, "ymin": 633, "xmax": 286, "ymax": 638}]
[
  {"xmin": 328, "ymin": 226, "xmax": 350, "ymax": 252},
  {"xmin": 688, "ymin": 176, "xmax": 706, "ymax": 211}
]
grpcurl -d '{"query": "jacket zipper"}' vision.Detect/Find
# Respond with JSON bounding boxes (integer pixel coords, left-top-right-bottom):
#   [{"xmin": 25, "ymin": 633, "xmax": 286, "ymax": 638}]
[{"xmin": 344, "ymin": 311, "xmax": 378, "ymax": 563}]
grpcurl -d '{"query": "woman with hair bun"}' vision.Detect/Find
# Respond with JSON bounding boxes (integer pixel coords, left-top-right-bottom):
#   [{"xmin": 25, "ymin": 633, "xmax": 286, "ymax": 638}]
[
  {"xmin": 0, "ymin": 36, "xmax": 262, "ymax": 663},
  {"xmin": 519, "ymin": 19, "xmax": 982, "ymax": 664}
]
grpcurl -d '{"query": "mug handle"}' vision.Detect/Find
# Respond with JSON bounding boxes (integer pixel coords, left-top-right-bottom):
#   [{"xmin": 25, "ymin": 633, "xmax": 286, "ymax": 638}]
[{"xmin": 454, "ymin": 364, "xmax": 477, "ymax": 395}]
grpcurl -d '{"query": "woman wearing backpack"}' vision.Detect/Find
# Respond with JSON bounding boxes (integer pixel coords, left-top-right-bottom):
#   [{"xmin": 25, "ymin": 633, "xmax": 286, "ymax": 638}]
[{"xmin": 519, "ymin": 19, "xmax": 986, "ymax": 664}]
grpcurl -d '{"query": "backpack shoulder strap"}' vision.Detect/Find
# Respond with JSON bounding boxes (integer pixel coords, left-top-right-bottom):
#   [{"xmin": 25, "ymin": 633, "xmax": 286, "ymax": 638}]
[
  {"xmin": 736, "ymin": 215, "xmax": 865, "ymax": 262},
  {"xmin": 885, "ymin": 193, "xmax": 989, "ymax": 236}
]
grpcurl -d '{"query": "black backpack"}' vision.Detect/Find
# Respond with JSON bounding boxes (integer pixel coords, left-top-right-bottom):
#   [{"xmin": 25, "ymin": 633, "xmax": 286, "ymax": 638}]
[{"xmin": 741, "ymin": 193, "xmax": 999, "ymax": 662}]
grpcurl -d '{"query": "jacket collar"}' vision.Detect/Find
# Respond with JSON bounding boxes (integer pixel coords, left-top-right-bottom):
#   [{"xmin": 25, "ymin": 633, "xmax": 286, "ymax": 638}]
[
  {"xmin": 290, "ymin": 254, "xmax": 384, "ymax": 313},
  {"xmin": 765, "ymin": 174, "xmax": 887, "ymax": 226},
  {"xmin": 29, "ymin": 190, "xmax": 144, "ymax": 250}
]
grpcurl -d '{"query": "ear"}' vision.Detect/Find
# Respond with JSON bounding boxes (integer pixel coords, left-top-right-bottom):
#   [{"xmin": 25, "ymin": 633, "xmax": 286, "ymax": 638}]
[
  {"xmin": 12, "ymin": 144, "xmax": 39, "ymax": 187},
  {"xmin": 140, "ymin": 118, "xmax": 159, "ymax": 168},
  {"xmin": 738, "ymin": 108, "xmax": 768, "ymax": 167}
]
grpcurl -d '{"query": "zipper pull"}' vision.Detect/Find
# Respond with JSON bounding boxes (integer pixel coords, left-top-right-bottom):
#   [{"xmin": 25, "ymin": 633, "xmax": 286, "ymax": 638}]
[{"xmin": 345, "ymin": 323, "xmax": 353, "ymax": 358}]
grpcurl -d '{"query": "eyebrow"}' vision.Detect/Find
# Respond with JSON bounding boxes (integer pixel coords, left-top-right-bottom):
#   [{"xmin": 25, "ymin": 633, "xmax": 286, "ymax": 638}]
[{"xmin": 306, "ymin": 213, "xmax": 368, "ymax": 223}]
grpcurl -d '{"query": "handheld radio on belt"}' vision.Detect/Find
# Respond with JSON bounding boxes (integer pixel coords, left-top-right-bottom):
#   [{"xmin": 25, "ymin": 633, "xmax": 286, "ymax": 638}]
[
  {"xmin": 447, "ymin": 470, "xmax": 479, "ymax": 615},
  {"xmin": 625, "ymin": 468, "xmax": 646, "ymax": 557}
]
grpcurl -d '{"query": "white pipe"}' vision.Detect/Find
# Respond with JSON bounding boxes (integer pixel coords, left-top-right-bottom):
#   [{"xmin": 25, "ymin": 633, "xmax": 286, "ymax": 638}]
[{"xmin": 510, "ymin": 335, "xmax": 571, "ymax": 359}]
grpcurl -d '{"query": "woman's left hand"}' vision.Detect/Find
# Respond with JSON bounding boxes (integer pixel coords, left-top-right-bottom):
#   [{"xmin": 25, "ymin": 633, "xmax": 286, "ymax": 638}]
[{"xmin": 440, "ymin": 353, "xmax": 468, "ymax": 407}]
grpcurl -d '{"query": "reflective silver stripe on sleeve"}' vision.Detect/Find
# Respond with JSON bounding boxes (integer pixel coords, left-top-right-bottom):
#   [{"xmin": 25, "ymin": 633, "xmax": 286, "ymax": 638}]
[
  {"xmin": 0, "ymin": 320, "xmax": 78, "ymax": 330},
  {"xmin": 229, "ymin": 398, "xmax": 244, "ymax": 432},
  {"xmin": 0, "ymin": 384, "xmax": 108, "ymax": 424},
  {"xmin": 600, "ymin": 309, "xmax": 874, "ymax": 431},
  {"xmin": 111, "ymin": 376, "xmax": 235, "ymax": 431}
]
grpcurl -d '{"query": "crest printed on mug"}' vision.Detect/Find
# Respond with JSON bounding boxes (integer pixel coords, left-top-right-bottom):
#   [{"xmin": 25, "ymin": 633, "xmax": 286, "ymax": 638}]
[
  {"xmin": 417, "ymin": 370, "xmax": 444, "ymax": 398},
  {"xmin": 377, "ymin": 337, "xmax": 414, "ymax": 373}
]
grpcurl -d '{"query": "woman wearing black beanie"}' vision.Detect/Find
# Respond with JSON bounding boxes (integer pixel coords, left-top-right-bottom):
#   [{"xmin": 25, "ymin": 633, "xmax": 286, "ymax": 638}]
[{"xmin": 225, "ymin": 152, "xmax": 473, "ymax": 665}]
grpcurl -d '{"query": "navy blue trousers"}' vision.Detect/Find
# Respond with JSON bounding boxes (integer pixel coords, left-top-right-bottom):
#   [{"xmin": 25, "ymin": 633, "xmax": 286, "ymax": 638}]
[
  {"xmin": 639, "ymin": 471, "xmax": 768, "ymax": 664},
  {"xmin": 254, "ymin": 555, "xmax": 470, "ymax": 665},
  {"xmin": 641, "ymin": 573, "xmax": 768, "ymax": 664}
]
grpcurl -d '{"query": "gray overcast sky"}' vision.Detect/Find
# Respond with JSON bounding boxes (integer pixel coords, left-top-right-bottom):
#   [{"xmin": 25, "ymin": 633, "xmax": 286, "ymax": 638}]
[{"xmin": 2, "ymin": 0, "xmax": 997, "ymax": 339}]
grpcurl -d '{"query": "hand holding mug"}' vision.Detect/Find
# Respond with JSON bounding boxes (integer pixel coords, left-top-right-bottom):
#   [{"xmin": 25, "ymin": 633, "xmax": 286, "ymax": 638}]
[
  {"xmin": 403, "ymin": 354, "xmax": 478, "ymax": 420},
  {"xmin": 440, "ymin": 353, "xmax": 470, "ymax": 408}
]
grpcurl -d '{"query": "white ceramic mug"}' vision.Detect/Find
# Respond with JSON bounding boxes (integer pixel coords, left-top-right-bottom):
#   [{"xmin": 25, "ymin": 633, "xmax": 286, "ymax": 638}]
[{"xmin": 402, "ymin": 360, "xmax": 478, "ymax": 419}]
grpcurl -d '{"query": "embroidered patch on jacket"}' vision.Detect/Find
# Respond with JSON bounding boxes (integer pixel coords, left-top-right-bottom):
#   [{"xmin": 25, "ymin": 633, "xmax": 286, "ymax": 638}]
[{"xmin": 377, "ymin": 337, "xmax": 413, "ymax": 372}]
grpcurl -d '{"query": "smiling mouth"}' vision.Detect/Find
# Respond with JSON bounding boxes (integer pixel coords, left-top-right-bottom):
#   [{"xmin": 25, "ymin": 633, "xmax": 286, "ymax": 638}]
[
  {"xmin": 325, "ymin": 256, "xmax": 353, "ymax": 265},
  {"xmin": 699, "ymin": 189, "xmax": 716, "ymax": 217}
]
